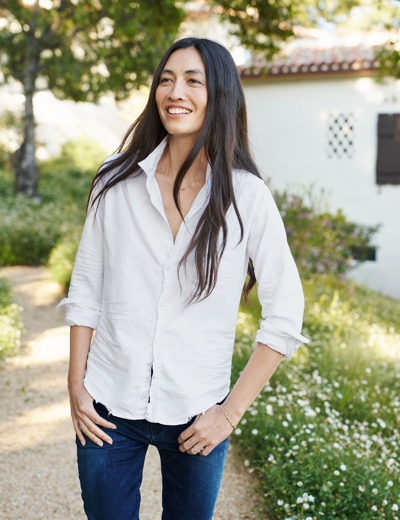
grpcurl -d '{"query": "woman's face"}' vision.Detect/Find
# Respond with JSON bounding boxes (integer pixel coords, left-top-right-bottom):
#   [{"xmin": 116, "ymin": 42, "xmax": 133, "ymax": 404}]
[{"xmin": 155, "ymin": 47, "xmax": 208, "ymax": 138}]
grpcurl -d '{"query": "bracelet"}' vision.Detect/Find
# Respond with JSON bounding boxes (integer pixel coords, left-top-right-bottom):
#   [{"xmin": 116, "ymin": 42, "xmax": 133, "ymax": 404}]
[{"xmin": 220, "ymin": 404, "xmax": 237, "ymax": 430}]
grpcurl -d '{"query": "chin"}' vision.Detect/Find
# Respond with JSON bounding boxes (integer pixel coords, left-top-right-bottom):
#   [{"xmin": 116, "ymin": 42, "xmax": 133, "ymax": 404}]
[{"xmin": 164, "ymin": 125, "xmax": 202, "ymax": 138}]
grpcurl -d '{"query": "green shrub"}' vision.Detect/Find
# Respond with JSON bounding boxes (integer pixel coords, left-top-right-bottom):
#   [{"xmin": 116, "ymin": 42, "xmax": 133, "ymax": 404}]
[
  {"xmin": 47, "ymin": 226, "xmax": 81, "ymax": 291},
  {"xmin": 37, "ymin": 135, "xmax": 107, "ymax": 210},
  {"xmin": 0, "ymin": 196, "xmax": 65, "ymax": 266},
  {"xmin": 0, "ymin": 276, "xmax": 24, "ymax": 361},
  {"xmin": 0, "ymin": 135, "xmax": 107, "ymax": 267},
  {"xmin": 273, "ymin": 187, "xmax": 379, "ymax": 279},
  {"xmin": 232, "ymin": 275, "xmax": 400, "ymax": 520}
]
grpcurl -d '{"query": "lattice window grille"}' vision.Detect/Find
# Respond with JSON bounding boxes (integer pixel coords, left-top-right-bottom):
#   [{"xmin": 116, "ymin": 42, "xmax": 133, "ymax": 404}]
[{"xmin": 326, "ymin": 112, "xmax": 356, "ymax": 158}]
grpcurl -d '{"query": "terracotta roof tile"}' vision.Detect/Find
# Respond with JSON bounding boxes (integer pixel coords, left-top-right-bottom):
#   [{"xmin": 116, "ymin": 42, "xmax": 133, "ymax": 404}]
[{"xmin": 238, "ymin": 41, "xmax": 383, "ymax": 78}]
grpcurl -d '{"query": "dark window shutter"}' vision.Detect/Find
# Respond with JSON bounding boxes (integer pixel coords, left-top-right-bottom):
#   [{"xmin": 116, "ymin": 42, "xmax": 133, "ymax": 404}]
[{"xmin": 376, "ymin": 114, "xmax": 400, "ymax": 185}]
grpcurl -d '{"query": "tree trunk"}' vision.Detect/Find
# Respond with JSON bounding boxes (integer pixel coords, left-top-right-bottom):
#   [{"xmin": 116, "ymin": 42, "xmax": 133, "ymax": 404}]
[{"xmin": 13, "ymin": 42, "xmax": 39, "ymax": 198}]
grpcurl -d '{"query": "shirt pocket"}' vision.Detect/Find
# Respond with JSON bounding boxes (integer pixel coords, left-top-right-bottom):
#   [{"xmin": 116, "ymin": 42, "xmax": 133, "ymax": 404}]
[
  {"xmin": 216, "ymin": 251, "xmax": 236, "ymax": 289},
  {"xmin": 183, "ymin": 250, "xmax": 236, "ymax": 292}
]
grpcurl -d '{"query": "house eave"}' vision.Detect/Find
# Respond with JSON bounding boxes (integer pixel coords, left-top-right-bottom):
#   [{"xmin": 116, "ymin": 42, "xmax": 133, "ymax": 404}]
[{"xmin": 239, "ymin": 68, "xmax": 379, "ymax": 83}]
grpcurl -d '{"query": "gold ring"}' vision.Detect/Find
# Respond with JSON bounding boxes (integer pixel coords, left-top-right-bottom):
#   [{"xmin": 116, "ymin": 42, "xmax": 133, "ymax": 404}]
[{"xmin": 79, "ymin": 423, "xmax": 85, "ymax": 430}]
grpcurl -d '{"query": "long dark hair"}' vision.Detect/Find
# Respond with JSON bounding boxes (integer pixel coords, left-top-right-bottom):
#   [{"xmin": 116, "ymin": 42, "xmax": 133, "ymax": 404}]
[{"xmin": 87, "ymin": 37, "xmax": 263, "ymax": 306}]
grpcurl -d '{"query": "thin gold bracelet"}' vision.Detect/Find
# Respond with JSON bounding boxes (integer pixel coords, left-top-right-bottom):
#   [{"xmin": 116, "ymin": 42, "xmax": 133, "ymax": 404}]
[{"xmin": 220, "ymin": 404, "xmax": 237, "ymax": 430}]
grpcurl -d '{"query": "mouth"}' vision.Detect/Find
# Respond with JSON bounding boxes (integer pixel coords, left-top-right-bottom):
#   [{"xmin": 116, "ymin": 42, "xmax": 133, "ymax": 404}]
[{"xmin": 166, "ymin": 106, "xmax": 192, "ymax": 116}]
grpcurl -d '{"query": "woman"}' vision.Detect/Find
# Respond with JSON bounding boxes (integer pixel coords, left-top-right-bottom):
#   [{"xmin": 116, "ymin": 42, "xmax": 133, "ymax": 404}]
[{"xmin": 56, "ymin": 37, "xmax": 308, "ymax": 520}]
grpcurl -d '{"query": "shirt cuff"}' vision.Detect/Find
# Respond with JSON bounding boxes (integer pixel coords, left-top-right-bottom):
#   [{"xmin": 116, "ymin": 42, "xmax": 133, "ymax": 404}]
[
  {"xmin": 255, "ymin": 324, "xmax": 310, "ymax": 360},
  {"xmin": 55, "ymin": 297, "xmax": 102, "ymax": 329}
]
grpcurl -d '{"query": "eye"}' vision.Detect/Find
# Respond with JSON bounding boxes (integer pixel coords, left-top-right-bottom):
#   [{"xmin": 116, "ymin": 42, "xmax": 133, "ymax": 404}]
[
  {"xmin": 188, "ymin": 78, "xmax": 201, "ymax": 84},
  {"xmin": 160, "ymin": 77, "xmax": 172, "ymax": 83}
]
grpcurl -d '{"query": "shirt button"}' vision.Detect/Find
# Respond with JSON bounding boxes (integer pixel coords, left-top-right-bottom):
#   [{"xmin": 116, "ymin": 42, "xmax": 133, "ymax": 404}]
[
  {"xmin": 160, "ymin": 302, "xmax": 164, "ymax": 307},
  {"xmin": 166, "ymin": 265, "xmax": 170, "ymax": 270}
]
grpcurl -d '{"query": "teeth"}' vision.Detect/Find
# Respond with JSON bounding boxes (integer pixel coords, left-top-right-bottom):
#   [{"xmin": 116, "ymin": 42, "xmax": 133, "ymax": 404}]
[{"xmin": 168, "ymin": 108, "xmax": 191, "ymax": 114}]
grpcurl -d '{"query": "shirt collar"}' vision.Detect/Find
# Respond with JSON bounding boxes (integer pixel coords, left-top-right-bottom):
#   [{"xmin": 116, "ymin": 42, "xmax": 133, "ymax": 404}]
[{"xmin": 138, "ymin": 134, "xmax": 212, "ymax": 186}]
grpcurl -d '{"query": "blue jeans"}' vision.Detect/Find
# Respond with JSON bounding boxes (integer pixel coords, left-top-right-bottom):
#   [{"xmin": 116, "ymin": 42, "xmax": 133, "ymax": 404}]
[{"xmin": 76, "ymin": 396, "xmax": 230, "ymax": 520}]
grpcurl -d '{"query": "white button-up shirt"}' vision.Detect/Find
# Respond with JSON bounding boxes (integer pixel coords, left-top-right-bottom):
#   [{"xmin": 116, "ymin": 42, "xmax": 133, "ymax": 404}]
[{"xmin": 55, "ymin": 135, "xmax": 309, "ymax": 425}]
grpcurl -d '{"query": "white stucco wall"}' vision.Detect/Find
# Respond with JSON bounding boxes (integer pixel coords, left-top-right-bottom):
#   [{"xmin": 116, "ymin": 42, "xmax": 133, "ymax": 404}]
[{"xmin": 242, "ymin": 75, "xmax": 400, "ymax": 300}]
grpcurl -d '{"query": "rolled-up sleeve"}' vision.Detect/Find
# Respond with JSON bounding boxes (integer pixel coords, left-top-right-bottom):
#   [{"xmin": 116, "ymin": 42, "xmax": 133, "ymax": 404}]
[
  {"xmin": 246, "ymin": 178, "xmax": 309, "ymax": 360},
  {"xmin": 54, "ymin": 160, "xmax": 111, "ymax": 329}
]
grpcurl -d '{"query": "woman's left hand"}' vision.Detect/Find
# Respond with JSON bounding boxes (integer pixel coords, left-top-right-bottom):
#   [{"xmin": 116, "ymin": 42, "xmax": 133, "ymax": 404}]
[{"xmin": 177, "ymin": 404, "xmax": 235, "ymax": 456}]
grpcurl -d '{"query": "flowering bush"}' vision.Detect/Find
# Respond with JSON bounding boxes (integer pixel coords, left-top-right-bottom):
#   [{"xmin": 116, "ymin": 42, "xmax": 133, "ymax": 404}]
[
  {"xmin": 232, "ymin": 275, "xmax": 400, "ymax": 520},
  {"xmin": 273, "ymin": 187, "xmax": 379, "ymax": 279},
  {"xmin": 0, "ymin": 276, "xmax": 24, "ymax": 361}
]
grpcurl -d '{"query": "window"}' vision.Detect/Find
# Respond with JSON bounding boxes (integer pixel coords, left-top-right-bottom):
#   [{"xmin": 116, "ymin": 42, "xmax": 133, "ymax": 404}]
[
  {"xmin": 326, "ymin": 112, "xmax": 356, "ymax": 158},
  {"xmin": 376, "ymin": 114, "xmax": 400, "ymax": 185},
  {"xmin": 351, "ymin": 246, "xmax": 377, "ymax": 262}
]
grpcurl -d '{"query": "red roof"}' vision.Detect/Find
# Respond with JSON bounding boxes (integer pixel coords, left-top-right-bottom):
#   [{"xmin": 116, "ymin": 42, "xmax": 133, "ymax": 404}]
[{"xmin": 238, "ymin": 40, "xmax": 383, "ymax": 79}]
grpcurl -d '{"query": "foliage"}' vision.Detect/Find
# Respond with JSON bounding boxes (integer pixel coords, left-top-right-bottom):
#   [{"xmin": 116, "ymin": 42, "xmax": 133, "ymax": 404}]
[
  {"xmin": 0, "ymin": 108, "xmax": 24, "ymax": 170},
  {"xmin": 232, "ymin": 274, "xmax": 400, "ymax": 520},
  {"xmin": 334, "ymin": 0, "xmax": 400, "ymax": 34},
  {"xmin": 0, "ymin": 0, "xmax": 185, "ymax": 103},
  {"xmin": 210, "ymin": 0, "xmax": 361, "ymax": 61},
  {"xmin": 0, "ymin": 276, "xmax": 24, "ymax": 361},
  {"xmin": 375, "ymin": 37, "xmax": 400, "ymax": 83},
  {"xmin": 47, "ymin": 227, "xmax": 80, "ymax": 291},
  {"xmin": 273, "ymin": 187, "xmax": 379, "ymax": 279},
  {"xmin": 0, "ymin": 135, "xmax": 103, "ymax": 266}
]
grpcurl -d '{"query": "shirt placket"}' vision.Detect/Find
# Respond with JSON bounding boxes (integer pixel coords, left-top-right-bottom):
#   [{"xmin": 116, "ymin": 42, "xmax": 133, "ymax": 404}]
[{"xmin": 144, "ymin": 174, "xmax": 211, "ymax": 422}]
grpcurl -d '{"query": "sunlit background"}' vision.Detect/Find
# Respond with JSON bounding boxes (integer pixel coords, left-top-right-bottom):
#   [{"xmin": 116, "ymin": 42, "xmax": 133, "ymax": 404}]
[{"xmin": 0, "ymin": 1, "xmax": 400, "ymax": 519}]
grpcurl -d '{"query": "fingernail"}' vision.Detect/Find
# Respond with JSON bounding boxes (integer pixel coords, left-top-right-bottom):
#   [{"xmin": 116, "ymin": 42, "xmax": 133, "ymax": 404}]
[{"xmin": 98, "ymin": 441, "xmax": 103, "ymax": 446}]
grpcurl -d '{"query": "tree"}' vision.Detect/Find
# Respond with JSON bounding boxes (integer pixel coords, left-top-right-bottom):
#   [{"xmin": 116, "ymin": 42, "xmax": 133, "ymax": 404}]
[
  {"xmin": 210, "ymin": 0, "xmax": 361, "ymax": 62},
  {"xmin": 211, "ymin": 0, "xmax": 400, "ymax": 80},
  {"xmin": 0, "ymin": 0, "xmax": 185, "ymax": 198}
]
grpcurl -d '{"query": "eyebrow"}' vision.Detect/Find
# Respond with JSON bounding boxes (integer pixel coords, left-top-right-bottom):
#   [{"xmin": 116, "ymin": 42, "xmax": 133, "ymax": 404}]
[{"xmin": 161, "ymin": 68, "xmax": 205, "ymax": 77}]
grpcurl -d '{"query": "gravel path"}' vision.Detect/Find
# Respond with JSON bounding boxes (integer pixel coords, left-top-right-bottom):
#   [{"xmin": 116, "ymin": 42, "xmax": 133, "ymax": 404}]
[{"xmin": 0, "ymin": 265, "xmax": 260, "ymax": 520}]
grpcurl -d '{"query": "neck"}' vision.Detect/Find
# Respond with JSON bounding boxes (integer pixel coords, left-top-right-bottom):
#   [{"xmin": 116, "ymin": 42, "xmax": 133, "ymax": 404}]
[{"xmin": 166, "ymin": 133, "xmax": 208, "ymax": 185}]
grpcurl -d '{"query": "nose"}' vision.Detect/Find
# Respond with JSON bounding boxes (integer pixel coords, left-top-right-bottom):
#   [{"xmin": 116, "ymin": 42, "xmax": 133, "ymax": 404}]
[{"xmin": 168, "ymin": 79, "xmax": 186, "ymax": 100}]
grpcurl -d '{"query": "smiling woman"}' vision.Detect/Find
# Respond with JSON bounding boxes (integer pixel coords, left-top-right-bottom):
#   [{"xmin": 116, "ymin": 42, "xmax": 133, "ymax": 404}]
[{"xmin": 56, "ymin": 37, "xmax": 308, "ymax": 520}]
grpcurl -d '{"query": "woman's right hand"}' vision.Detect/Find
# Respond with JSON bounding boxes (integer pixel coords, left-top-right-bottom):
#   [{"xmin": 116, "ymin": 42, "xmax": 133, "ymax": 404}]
[{"xmin": 68, "ymin": 379, "xmax": 117, "ymax": 447}]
